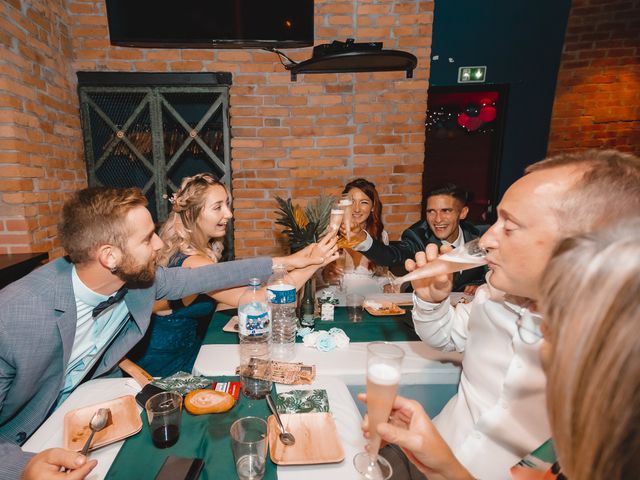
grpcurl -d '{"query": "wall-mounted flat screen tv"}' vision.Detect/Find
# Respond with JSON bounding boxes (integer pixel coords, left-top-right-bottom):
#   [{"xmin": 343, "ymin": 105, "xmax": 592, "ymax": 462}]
[{"xmin": 106, "ymin": 0, "xmax": 314, "ymax": 49}]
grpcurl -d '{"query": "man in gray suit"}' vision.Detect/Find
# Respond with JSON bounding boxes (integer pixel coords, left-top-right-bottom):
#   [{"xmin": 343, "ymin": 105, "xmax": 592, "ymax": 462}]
[{"xmin": 0, "ymin": 187, "xmax": 335, "ymax": 479}]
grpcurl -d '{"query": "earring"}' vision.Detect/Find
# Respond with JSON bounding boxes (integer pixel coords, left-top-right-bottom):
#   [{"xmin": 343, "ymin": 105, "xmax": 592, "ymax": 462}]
[{"xmin": 110, "ymin": 266, "xmax": 118, "ymax": 274}]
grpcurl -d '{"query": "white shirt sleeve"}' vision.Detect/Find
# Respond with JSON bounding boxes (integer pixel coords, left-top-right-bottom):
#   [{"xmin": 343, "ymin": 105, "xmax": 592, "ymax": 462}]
[
  {"xmin": 352, "ymin": 230, "xmax": 374, "ymax": 251},
  {"xmin": 412, "ymin": 293, "xmax": 472, "ymax": 352}
]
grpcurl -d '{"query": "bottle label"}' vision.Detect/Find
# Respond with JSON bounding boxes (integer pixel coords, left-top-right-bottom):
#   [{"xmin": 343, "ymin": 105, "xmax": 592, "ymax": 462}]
[
  {"xmin": 239, "ymin": 310, "xmax": 270, "ymax": 336},
  {"xmin": 267, "ymin": 285, "xmax": 296, "ymax": 304}
]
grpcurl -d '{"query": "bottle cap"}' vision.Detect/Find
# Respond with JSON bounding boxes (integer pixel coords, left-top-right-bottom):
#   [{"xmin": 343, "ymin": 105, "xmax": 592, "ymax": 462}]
[{"xmin": 248, "ymin": 277, "xmax": 261, "ymax": 286}]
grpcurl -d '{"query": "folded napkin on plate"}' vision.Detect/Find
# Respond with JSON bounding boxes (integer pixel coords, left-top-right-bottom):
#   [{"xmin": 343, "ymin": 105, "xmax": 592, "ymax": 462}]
[{"xmin": 276, "ymin": 389, "xmax": 330, "ymax": 414}]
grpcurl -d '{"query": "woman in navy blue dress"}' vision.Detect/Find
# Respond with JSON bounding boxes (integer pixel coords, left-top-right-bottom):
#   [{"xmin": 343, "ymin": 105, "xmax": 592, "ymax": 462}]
[{"xmin": 130, "ymin": 173, "xmax": 336, "ymax": 376}]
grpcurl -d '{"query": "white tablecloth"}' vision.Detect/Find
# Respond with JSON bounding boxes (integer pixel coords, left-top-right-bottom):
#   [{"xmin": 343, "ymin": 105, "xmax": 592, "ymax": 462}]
[{"xmin": 194, "ymin": 341, "xmax": 462, "ymax": 385}]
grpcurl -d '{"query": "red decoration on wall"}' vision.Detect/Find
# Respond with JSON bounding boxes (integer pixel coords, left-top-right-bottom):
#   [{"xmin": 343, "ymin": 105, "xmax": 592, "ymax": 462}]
[
  {"xmin": 479, "ymin": 106, "xmax": 497, "ymax": 123},
  {"xmin": 465, "ymin": 116, "xmax": 482, "ymax": 131},
  {"xmin": 457, "ymin": 112, "xmax": 471, "ymax": 128}
]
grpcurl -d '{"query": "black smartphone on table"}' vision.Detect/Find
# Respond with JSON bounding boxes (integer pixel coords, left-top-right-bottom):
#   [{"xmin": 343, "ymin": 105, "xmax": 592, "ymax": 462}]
[{"xmin": 155, "ymin": 455, "xmax": 204, "ymax": 480}]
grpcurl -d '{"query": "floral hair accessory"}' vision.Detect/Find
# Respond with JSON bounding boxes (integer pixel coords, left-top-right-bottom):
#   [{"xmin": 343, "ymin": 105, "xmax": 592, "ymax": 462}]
[
  {"xmin": 162, "ymin": 192, "xmax": 178, "ymax": 205},
  {"xmin": 299, "ymin": 327, "xmax": 350, "ymax": 352}
]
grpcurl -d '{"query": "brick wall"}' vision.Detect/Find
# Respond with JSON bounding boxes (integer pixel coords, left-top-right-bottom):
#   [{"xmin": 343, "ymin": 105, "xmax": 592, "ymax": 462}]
[
  {"xmin": 547, "ymin": 0, "xmax": 640, "ymax": 156},
  {"xmin": 0, "ymin": 0, "xmax": 86, "ymax": 256},
  {"xmin": 1, "ymin": 0, "xmax": 434, "ymax": 258}
]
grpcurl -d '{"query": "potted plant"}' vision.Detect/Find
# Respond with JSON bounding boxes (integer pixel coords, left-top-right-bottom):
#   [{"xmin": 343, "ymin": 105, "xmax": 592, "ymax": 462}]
[{"xmin": 274, "ymin": 196, "xmax": 333, "ymax": 327}]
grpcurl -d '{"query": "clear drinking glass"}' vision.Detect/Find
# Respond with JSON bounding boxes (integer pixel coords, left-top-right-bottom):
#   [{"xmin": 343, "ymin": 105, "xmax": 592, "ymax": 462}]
[
  {"xmin": 391, "ymin": 239, "xmax": 488, "ymax": 287},
  {"xmin": 353, "ymin": 342, "xmax": 405, "ymax": 479},
  {"xmin": 346, "ymin": 293, "xmax": 364, "ymax": 322},
  {"xmin": 145, "ymin": 392, "xmax": 183, "ymax": 449},
  {"xmin": 231, "ymin": 416, "xmax": 269, "ymax": 480}
]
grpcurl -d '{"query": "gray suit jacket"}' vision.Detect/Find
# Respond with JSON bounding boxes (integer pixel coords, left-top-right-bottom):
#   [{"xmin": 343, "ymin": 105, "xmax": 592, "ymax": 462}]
[{"xmin": 0, "ymin": 256, "xmax": 272, "ymax": 479}]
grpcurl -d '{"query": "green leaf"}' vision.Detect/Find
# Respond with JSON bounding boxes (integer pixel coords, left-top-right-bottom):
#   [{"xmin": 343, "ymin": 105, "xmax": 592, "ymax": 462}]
[{"xmin": 274, "ymin": 195, "xmax": 335, "ymax": 252}]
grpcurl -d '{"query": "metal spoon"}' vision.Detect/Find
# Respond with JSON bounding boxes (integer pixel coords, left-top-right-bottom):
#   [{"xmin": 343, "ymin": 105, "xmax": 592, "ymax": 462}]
[
  {"xmin": 80, "ymin": 408, "xmax": 112, "ymax": 455},
  {"xmin": 265, "ymin": 395, "xmax": 296, "ymax": 446}
]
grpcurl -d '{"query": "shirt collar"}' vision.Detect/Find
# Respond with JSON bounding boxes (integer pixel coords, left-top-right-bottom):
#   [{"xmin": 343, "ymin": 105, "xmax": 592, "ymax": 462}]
[
  {"xmin": 485, "ymin": 272, "xmax": 543, "ymax": 336},
  {"xmin": 71, "ymin": 266, "xmax": 112, "ymax": 307},
  {"xmin": 441, "ymin": 226, "xmax": 465, "ymax": 249}
]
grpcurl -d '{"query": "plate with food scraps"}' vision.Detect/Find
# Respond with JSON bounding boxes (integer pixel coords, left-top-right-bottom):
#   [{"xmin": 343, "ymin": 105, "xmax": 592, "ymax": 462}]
[
  {"xmin": 363, "ymin": 300, "xmax": 406, "ymax": 316},
  {"xmin": 64, "ymin": 395, "xmax": 142, "ymax": 452}
]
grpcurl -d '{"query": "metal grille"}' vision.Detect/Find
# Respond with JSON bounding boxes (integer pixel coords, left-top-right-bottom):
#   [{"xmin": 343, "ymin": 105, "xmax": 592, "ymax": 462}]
[{"xmin": 78, "ymin": 79, "xmax": 233, "ymax": 257}]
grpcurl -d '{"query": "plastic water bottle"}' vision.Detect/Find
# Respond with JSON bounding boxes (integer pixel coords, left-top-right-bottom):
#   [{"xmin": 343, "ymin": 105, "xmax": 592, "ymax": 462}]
[
  {"xmin": 267, "ymin": 264, "xmax": 297, "ymax": 361},
  {"xmin": 237, "ymin": 277, "xmax": 272, "ymax": 399}
]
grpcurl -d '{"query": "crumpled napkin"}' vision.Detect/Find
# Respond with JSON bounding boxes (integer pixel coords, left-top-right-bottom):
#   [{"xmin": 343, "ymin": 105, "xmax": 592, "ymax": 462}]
[{"xmin": 297, "ymin": 327, "xmax": 350, "ymax": 352}]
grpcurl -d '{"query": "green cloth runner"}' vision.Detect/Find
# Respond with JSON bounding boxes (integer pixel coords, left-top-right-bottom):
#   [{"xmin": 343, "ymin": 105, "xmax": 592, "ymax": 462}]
[
  {"xmin": 106, "ymin": 376, "xmax": 276, "ymax": 480},
  {"xmin": 203, "ymin": 307, "xmax": 419, "ymax": 345}
]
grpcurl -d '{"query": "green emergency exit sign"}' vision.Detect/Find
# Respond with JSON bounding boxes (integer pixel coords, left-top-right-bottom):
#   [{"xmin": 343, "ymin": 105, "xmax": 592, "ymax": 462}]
[{"xmin": 458, "ymin": 66, "xmax": 487, "ymax": 83}]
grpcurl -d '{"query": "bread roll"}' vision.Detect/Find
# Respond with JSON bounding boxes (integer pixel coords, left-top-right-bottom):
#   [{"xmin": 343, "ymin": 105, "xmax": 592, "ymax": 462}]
[{"xmin": 184, "ymin": 389, "xmax": 235, "ymax": 414}]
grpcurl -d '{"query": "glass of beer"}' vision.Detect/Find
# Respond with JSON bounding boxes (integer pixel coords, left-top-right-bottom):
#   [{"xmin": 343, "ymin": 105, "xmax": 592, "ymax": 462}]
[{"xmin": 353, "ymin": 342, "xmax": 405, "ymax": 479}]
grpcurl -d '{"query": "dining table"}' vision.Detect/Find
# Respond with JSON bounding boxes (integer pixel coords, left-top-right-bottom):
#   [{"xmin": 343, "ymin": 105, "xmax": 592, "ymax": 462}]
[
  {"xmin": 24, "ymin": 375, "xmax": 368, "ymax": 480},
  {"xmin": 24, "ymin": 305, "xmax": 462, "ymax": 479}
]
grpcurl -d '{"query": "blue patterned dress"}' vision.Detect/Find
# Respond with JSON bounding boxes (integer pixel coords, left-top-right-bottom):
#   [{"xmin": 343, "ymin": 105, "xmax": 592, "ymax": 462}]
[{"xmin": 129, "ymin": 252, "xmax": 217, "ymax": 377}]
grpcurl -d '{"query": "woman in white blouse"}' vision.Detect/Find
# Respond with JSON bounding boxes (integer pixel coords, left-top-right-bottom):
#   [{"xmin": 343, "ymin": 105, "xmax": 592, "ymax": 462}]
[{"xmin": 320, "ymin": 178, "xmax": 390, "ymax": 300}]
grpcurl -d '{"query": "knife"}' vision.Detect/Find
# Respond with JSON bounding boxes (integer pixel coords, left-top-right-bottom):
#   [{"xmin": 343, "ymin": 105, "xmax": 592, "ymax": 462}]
[{"xmin": 118, "ymin": 358, "xmax": 166, "ymax": 408}]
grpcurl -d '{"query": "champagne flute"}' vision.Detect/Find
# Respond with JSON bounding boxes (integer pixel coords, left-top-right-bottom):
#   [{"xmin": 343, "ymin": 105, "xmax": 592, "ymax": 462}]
[
  {"xmin": 329, "ymin": 201, "xmax": 345, "ymax": 233},
  {"xmin": 391, "ymin": 238, "xmax": 488, "ymax": 287},
  {"xmin": 354, "ymin": 342, "xmax": 405, "ymax": 480},
  {"xmin": 339, "ymin": 194, "xmax": 353, "ymax": 241}
]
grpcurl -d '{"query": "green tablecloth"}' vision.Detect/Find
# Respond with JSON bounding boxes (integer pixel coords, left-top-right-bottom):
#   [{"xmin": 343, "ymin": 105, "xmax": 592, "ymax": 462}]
[
  {"xmin": 203, "ymin": 307, "xmax": 419, "ymax": 345},
  {"xmin": 106, "ymin": 376, "xmax": 276, "ymax": 480}
]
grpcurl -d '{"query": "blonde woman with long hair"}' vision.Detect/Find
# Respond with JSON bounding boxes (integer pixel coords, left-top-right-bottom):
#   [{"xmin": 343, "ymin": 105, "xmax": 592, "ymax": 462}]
[
  {"xmin": 357, "ymin": 219, "xmax": 640, "ymax": 480},
  {"xmin": 534, "ymin": 219, "xmax": 640, "ymax": 479},
  {"xmin": 130, "ymin": 173, "xmax": 336, "ymax": 376}
]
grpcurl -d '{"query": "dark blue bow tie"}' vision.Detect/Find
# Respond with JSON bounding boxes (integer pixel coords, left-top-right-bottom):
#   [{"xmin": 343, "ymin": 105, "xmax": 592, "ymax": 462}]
[{"xmin": 92, "ymin": 287, "xmax": 128, "ymax": 318}]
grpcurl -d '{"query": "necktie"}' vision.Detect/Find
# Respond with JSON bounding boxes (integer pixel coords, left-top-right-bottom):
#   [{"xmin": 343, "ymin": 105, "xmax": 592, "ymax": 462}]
[{"xmin": 92, "ymin": 287, "xmax": 128, "ymax": 318}]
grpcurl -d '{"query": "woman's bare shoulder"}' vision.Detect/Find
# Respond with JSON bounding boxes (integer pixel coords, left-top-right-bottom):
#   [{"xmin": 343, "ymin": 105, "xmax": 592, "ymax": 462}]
[{"xmin": 182, "ymin": 254, "xmax": 216, "ymax": 268}]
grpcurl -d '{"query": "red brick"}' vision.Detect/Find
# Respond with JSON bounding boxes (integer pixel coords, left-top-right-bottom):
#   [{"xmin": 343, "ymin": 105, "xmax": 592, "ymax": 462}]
[
  {"xmin": 1, "ymin": 3, "xmax": 435, "ymax": 257},
  {"xmin": 548, "ymin": 0, "xmax": 640, "ymax": 159}
]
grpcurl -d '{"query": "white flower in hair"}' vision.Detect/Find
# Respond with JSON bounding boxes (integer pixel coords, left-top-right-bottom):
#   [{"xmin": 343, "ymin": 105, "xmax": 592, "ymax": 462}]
[{"xmin": 162, "ymin": 192, "xmax": 178, "ymax": 205}]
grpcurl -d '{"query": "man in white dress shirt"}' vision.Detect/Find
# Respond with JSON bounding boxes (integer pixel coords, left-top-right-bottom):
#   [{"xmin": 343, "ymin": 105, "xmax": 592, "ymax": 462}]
[{"xmin": 378, "ymin": 150, "xmax": 640, "ymax": 479}]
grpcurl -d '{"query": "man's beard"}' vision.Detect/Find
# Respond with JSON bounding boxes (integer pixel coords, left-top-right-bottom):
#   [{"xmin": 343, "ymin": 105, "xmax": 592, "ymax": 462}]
[{"xmin": 113, "ymin": 251, "xmax": 157, "ymax": 287}]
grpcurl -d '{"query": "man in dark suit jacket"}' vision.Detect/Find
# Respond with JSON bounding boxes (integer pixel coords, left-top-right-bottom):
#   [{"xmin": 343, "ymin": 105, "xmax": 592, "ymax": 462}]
[
  {"xmin": 0, "ymin": 187, "xmax": 334, "ymax": 480},
  {"xmin": 351, "ymin": 184, "xmax": 487, "ymax": 292}
]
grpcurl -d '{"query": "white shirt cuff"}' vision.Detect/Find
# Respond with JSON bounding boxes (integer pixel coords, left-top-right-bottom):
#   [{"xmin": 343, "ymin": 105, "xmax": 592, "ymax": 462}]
[
  {"xmin": 413, "ymin": 292, "xmax": 450, "ymax": 314},
  {"xmin": 352, "ymin": 231, "xmax": 374, "ymax": 251}
]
